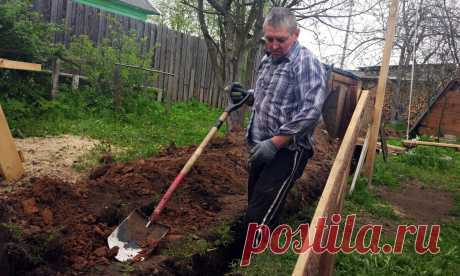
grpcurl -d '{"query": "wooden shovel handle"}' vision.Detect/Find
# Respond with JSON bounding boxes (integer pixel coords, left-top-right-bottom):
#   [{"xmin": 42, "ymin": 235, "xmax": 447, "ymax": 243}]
[{"xmin": 149, "ymin": 111, "xmax": 230, "ymax": 223}]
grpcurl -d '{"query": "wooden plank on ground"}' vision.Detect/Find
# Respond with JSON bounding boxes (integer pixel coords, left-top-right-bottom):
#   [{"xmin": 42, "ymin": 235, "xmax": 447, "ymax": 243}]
[
  {"xmin": 363, "ymin": 0, "xmax": 399, "ymax": 184},
  {"xmin": 292, "ymin": 90, "xmax": 370, "ymax": 276},
  {"xmin": 356, "ymin": 137, "xmax": 405, "ymax": 153},
  {"xmin": 0, "ymin": 59, "xmax": 42, "ymax": 72},
  {"xmin": 0, "ymin": 105, "xmax": 25, "ymax": 182},
  {"xmin": 402, "ymin": 140, "xmax": 460, "ymax": 151}
]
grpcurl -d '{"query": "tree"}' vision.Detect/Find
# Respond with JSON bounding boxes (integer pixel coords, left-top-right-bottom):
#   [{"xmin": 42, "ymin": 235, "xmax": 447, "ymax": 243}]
[{"xmin": 187, "ymin": 0, "xmax": 367, "ymax": 130}]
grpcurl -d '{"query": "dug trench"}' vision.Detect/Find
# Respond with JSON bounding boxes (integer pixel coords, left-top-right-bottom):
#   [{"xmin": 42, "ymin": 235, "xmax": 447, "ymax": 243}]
[{"xmin": 0, "ymin": 127, "xmax": 338, "ymax": 275}]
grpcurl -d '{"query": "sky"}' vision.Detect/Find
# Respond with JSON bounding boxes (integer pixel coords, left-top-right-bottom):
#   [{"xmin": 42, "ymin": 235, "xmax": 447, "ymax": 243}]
[{"xmin": 297, "ymin": 0, "xmax": 391, "ymax": 70}]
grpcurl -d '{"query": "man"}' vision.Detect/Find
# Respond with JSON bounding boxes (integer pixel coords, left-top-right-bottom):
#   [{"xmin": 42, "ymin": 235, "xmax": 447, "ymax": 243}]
[{"xmin": 231, "ymin": 7, "xmax": 328, "ymax": 231}]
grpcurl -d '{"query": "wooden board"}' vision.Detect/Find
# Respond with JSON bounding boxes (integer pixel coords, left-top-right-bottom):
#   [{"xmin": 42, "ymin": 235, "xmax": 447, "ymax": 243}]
[
  {"xmin": 292, "ymin": 91, "xmax": 370, "ymax": 276},
  {"xmin": 357, "ymin": 137, "xmax": 405, "ymax": 153},
  {"xmin": 0, "ymin": 58, "xmax": 42, "ymax": 71},
  {"xmin": 402, "ymin": 140, "xmax": 460, "ymax": 151},
  {"xmin": 0, "ymin": 105, "xmax": 25, "ymax": 182},
  {"xmin": 363, "ymin": 0, "xmax": 399, "ymax": 183}
]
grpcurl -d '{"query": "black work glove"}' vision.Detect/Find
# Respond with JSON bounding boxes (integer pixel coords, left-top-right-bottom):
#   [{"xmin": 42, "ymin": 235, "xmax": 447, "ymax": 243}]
[
  {"xmin": 249, "ymin": 139, "xmax": 279, "ymax": 166},
  {"xmin": 228, "ymin": 82, "xmax": 251, "ymax": 104}
]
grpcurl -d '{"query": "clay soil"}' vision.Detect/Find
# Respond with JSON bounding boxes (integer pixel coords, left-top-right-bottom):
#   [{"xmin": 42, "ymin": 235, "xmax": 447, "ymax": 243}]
[{"xmin": 0, "ymin": 127, "xmax": 338, "ymax": 276}]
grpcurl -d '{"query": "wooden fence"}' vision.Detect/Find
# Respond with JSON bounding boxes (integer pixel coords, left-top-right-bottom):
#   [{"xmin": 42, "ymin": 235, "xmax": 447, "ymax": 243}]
[{"xmin": 33, "ymin": 0, "xmax": 250, "ymax": 109}]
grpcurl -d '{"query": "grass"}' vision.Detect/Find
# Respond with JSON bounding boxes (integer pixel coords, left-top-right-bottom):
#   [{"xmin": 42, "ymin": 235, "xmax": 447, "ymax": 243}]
[
  {"xmin": 336, "ymin": 143, "xmax": 460, "ymax": 275},
  {"xmin": 6, "ymin": 88, "xmax": 225, "ymax": 164},
  {"xmin": 232, "ymin": 141, "xmax": 460, "ymax": 275}
]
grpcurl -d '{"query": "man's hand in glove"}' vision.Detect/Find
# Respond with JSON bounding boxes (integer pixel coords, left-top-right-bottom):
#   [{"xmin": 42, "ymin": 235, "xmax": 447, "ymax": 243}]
[
  {"xmin": 228, "ymin": 82, "xmax": 254, "ymax": 105},
  {"xmin": 249, "ymin": 139, "xmax": 279, "ymax": 166}
]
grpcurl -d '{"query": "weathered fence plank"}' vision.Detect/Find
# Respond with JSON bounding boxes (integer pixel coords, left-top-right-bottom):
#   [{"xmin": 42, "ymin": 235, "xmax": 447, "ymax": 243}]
[{"xmin": 34, "ymin": 0, "xmax": 234, "ymax": 108}]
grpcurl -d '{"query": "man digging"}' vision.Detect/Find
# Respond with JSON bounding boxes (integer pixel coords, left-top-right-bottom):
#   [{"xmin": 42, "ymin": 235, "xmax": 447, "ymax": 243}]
[{"xmin": 230, "ymin": 7, "xmax": 328, "ymax": 243}]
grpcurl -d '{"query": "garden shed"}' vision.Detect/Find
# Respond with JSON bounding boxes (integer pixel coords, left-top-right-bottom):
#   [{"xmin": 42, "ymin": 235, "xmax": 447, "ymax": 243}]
[{"xmin": 411, "ymin": 78, "xmax": 460, "ymax": 138}]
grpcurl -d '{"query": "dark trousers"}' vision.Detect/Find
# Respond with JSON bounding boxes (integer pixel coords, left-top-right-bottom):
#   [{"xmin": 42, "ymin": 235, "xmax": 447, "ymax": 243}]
[{"xmin": 246, "ymin": 147, "xmax": 313, "ymax": 230}]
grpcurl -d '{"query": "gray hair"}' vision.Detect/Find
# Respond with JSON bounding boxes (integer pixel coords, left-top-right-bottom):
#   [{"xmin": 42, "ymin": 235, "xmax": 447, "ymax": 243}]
[{"xmin": 263, "ymin": 7, "xmax": 298, "ymax": 33}]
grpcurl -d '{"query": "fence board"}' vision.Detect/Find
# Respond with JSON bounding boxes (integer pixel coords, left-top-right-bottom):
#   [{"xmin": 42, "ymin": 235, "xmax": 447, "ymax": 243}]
[
  {"xmin": 172, "ymin": 31, "xmax": 181, "ymax": 101},
  {"xmin": 186, "ymin": 36, "xmax": 194, "ymax": 100},
  {"xmin": 159, "ymin": 25, "xmax": 168, "ymax": 96},
  {"xmin": 34, "ymin": 0, "xmax": 234, "ymax": 108}
]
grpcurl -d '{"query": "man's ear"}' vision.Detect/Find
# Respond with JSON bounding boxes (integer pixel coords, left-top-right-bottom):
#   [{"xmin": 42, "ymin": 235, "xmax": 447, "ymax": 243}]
[{"xmin": 293, "ymin": 28, "xmax": 300, "ymax": 39}]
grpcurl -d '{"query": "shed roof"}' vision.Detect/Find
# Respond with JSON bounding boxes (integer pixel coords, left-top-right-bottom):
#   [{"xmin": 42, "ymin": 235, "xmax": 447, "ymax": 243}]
[
  {"xmin": 118, "ymin": 0, "xmax": 160, "ymax": 14},
  {"xmin": 74, "ymin": 0, "xmax": 161, "ymax": 22}
]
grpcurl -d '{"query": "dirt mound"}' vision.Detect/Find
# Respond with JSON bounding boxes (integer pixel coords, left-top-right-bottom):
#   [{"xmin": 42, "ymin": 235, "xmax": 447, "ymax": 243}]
[{"xmin": 0, "ymin": 128, "xmax": 338, "ymax": 275}]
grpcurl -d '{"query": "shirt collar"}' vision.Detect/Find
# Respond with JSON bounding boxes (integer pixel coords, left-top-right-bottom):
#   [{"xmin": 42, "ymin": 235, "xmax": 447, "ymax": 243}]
[{"xmin": 269, "ymin": 41, "xmax": 301, "ymax": 64}]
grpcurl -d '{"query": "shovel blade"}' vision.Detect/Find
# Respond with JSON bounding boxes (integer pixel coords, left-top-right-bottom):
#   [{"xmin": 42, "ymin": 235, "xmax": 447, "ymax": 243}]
[{"xmin": 107, "ymin": 209, "xmax": 170, "ymax": 262}]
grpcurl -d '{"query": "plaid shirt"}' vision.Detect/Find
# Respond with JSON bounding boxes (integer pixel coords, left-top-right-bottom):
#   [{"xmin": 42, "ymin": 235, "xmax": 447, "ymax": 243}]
[{"xmin": 247, "ymin": 41, "xmax": 328, "ymax": 150}]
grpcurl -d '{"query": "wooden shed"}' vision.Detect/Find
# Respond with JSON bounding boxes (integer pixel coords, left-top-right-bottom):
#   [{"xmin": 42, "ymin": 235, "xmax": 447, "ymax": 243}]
[
  {"xmin": 411, "ymin": 78, "xmax": 460, "ymax": 137},
  {"xmin": 322, "ymin": 66, "xmax": 362, "ymax": 139}
]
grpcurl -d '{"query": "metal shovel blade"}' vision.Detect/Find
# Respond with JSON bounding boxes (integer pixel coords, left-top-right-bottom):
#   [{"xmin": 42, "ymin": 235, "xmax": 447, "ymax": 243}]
[{"xmin": 107, "ymin": 209, "xmax": 170, "ymax": 262}]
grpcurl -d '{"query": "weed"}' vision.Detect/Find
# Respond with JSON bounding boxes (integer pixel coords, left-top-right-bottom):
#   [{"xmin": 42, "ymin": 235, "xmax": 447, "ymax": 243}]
[
  {"xmin": 72, "ymin": 142, "xmax": 113, "ymax": 172},
  {"xmin": 0, "ymin": 223, "xmax": 23, "ymax": 239}
]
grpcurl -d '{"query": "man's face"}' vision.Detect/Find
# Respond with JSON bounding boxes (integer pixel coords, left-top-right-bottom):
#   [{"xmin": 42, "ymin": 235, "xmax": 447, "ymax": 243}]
[{"xmin": 263, "ymin": 24, "xmax": 299, "ymax": 60}]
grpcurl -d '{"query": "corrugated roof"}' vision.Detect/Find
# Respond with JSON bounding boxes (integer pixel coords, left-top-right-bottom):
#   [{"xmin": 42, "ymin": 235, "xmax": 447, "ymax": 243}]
[{"xmin": 119, "ymin": 0, "xmax": 160, "ymax": 14}]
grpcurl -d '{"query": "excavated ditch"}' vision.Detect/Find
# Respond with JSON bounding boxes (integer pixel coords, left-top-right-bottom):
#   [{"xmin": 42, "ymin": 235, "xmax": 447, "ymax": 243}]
[{"xmin": 0, "ymin": 128, "xmax": 338, "ymax": 275}]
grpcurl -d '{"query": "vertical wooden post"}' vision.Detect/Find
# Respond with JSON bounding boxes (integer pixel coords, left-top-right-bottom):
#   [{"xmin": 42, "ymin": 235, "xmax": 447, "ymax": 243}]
[
  {"xmin": 0, "ymin": 105, "xmax": 24, "ymax": 182},
  {"xmin": 363, "ymin": 0, "xmax": 399, "ymax": 184},
  {"xmin": 72, "ymin": 75, "xmax": 80, "ymax": 90},
  {"xmin": 50, "ymin": 58, "xmax": 61, "ymax": 99}
]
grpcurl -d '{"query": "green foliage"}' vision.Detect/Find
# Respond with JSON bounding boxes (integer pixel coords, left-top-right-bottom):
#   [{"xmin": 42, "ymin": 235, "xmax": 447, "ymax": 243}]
[
  {"xmin": 72, "ymin": 142, "xmax": 112, "ymax": 172},
  {"xmin": 0, "ymin": 223, "xmax": 23, "ymax": 239},
  {"xmin": 64, "ymin": 16, "xmax": 155, "ymax": 97},
  {"xmin": 386, "ymin": 121, "xmax": 406, "ymax": 134},
  {"xmin": 372, "ymin": 158, "xmax": 402, "ymax": 187},
  {"xmin": 0, "ymin": 0, "xmax": 58, "ymax": 61},
  {"xmin": 347, "ymin": 177, "xmax": 399, "ymax": 220},
  {"xmin": 211, "ymin": 221, "xmax": 234, "ymax": 247},
  {"xmin": 231, "ymin": 249, "xmax": 299, "ymax": 275},
  {"xmin": 396, "ymin": 146, "xmax": 456, "ymax": 170},
  {"xmin": 336, "ymin": 224, "xmax": 460, "ymax": 275},
  {"xmin": 0, "ymin": 0, "xmax": 61, "ymax": 130},
  {"xmin": 8, "ymin": 87, "xmax": 224, "ymax": 161}
]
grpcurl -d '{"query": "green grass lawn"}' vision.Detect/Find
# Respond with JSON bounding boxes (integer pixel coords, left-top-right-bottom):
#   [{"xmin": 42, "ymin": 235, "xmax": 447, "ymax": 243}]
[
  {"xmin": 5, "ymin": 88, "xmax": 225, "ymax": 166},
  {"xmin": 232, "ymin": 143, "xmax": 460, "ymax": 275}
]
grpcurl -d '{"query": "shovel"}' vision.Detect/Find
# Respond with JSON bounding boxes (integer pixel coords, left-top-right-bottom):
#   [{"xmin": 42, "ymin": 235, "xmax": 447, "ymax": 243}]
[{"xmin": 108, "ymin": 86, "xmax": 251, "ymax": 262}]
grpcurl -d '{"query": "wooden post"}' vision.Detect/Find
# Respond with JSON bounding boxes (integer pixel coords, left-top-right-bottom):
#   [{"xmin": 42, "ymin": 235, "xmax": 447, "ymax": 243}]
[
  {"xmin": 0, "ymin": 105, "xmax": 25, "ymax": 182},
  {"xmin": 72, "ymin": 75, "xmax": 80, "ymax": 90},
  {"xmin": 50, "ymin": 58, "xmax": 61, "ymax": 99},
  {"xmin": 363, "ymin": 0, "xmax": 399, "ymax": 184}
]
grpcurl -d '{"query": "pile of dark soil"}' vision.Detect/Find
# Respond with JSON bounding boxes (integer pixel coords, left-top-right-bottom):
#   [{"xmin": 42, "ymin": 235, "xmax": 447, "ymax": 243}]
[{"xmin": 0, "ymin": 128, "xmax": 338, "ymax": 275}]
